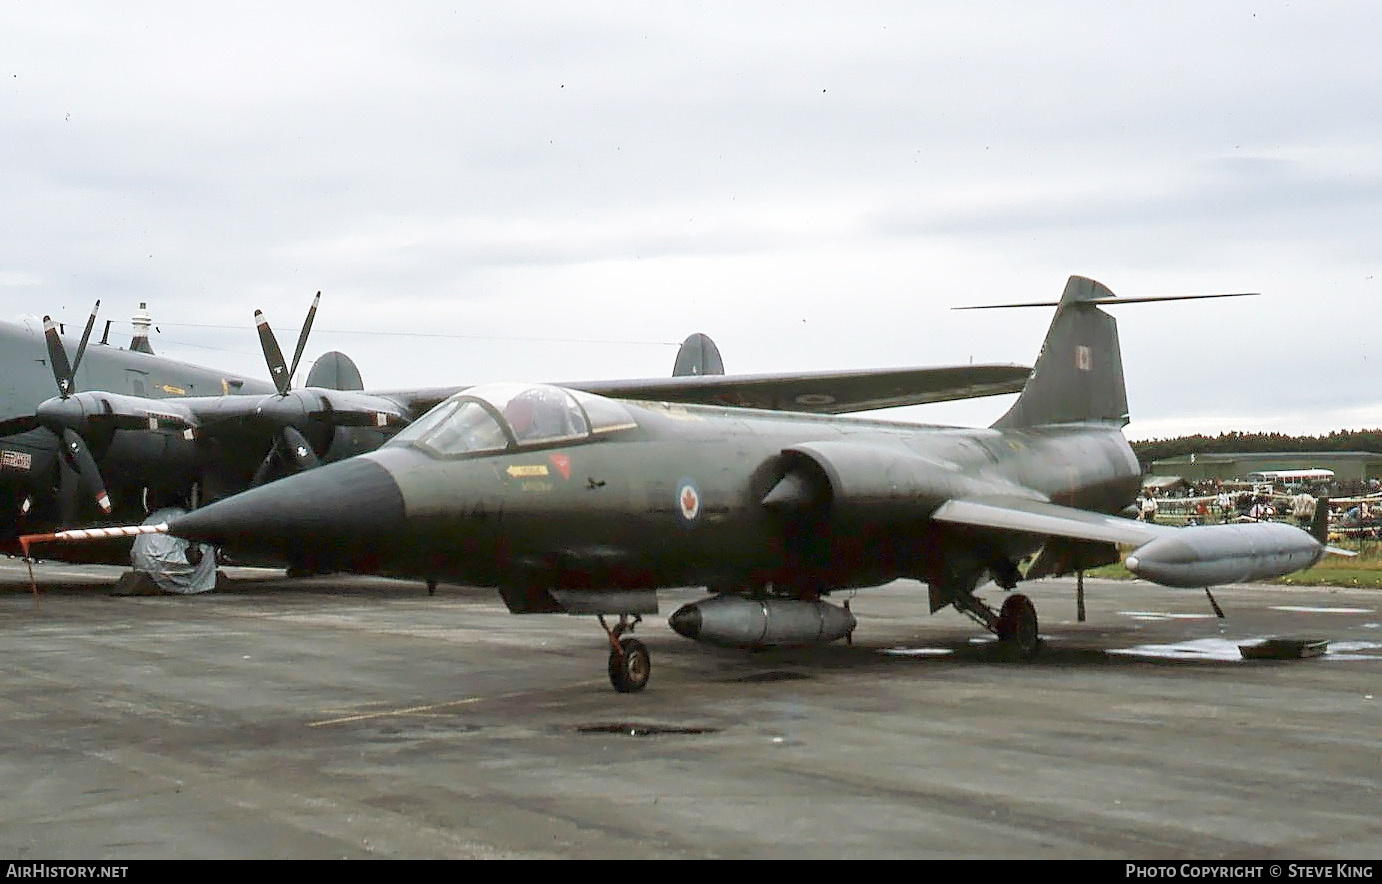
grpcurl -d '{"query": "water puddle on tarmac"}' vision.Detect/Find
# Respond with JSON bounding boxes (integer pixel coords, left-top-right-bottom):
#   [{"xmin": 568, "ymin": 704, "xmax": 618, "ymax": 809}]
[
  {"xmin": 1108, "ymin": 637, "xmax": 1382, "ymax": 662},
  {"xmin": 576, "ymin": 723, "xmax": 719, "ymax": 737},
  {"xmin": 1269, "ymin": 606, "xmax": 1375, "ymax": 614},
  {"xmin": 1118, "ymin": 611, "xmax": 1218, "ymax": 622},
  {"xmin": 881, "ymin": 647, "xmax": 954, "ymax": 657}
]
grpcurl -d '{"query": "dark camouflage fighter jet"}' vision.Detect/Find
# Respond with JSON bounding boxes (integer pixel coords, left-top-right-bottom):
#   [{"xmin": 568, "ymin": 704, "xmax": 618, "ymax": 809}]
[{"xmin": 30, "ymin": 276, "xmax": 1343, "ymax": 692}]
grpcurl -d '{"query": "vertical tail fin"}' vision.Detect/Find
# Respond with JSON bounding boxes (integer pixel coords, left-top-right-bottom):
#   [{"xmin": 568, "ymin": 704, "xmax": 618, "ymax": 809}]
[
  {"xmin": 672, "ymin": 333, "xmax": 725, "ymax": 377},
  {"xmin": 305, "ymin": 351, "xmax": 364, "ymax": 391},
  {"xmin": 990, "ymin": 276, "xmax": 1129, "ymax": 430}
]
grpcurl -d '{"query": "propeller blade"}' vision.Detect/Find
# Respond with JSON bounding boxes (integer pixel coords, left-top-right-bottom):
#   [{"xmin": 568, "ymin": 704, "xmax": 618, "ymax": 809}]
[
  {"xmin": 255, "ymin": 309, "xmax": 291, "ymax": 395},
  {"xmin": 59, "ymin": 428, "xmax": 112, "ymax": 519},
  {"xmin": 286, "ymin": 292, "xmax": 320, "ymax": 387},
  {"xmin": 249, "ymin": 448, "xmax": 279, "ymax": 489},
  {"xmin": 280, "ymin": 425, "xmax": 321, "ymax": 472},
  {"xmin": 70, "ymin": 300, "xmax": 100, "ymax": 378},
  {"xmin": 43, "ymin": 316, "xmax": 75, "ymax": 397},
  {"xmin": 249, "ymin": 425, "xmax": 321, "ymax": 488},
  {"xmin": 56, "ymin": 449, "xmax": 79, "ymax": 527}
]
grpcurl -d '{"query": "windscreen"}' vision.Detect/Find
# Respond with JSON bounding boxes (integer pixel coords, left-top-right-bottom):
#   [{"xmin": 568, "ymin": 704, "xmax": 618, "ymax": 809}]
[{"xmin": 390, "ymin": 383, "xmax": 628, "ymax": 456}]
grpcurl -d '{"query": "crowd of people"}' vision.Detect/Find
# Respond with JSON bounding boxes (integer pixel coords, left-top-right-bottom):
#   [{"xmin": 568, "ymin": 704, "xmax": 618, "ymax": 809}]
[{"xmin": 1135, "ymin": 477, "xmax": 1382, "ymax": 537}]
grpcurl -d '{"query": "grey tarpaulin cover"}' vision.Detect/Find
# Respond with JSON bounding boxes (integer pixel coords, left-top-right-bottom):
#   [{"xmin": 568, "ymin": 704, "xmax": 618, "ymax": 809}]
[{"xmin": 130, "ymin": 507, "xmax": 218, "ymax": 594}]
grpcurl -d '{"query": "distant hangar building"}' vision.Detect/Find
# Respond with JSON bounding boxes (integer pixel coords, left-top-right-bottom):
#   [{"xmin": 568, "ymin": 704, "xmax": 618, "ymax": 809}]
[{"xmin": 1146, "ymin": 452, "xmax": 1382, "ymax": 485}]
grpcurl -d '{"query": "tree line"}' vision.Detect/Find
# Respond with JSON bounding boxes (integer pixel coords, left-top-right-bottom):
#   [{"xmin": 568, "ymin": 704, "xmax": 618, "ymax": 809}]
[{"xmin": 1132, "ymin": 430, "xmax": 1382, "ymax": 467}]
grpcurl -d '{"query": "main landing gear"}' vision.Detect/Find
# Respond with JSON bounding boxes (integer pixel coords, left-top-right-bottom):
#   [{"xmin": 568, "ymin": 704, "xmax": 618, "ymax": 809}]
[
  {"xmin": 599, "ymin": 614, "xmax": 650, "ymax": 693},
  {"xmin": 995, "ymin": 594, "xmax": 1039, "ymax": 656},
  {"xmin": 953, "ymin": 591, "xmax": 1041, "ymax": 659}
]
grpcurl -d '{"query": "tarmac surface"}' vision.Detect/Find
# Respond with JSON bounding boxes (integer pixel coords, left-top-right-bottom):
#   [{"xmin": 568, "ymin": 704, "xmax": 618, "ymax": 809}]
[{"xmin": 2, "ymin": 559, "xmax": 1379, "ymax": 859}]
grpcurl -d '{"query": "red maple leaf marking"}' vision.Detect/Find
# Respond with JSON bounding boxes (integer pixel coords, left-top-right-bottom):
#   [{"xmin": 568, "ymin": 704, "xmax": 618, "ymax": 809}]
[{"xmin": 681, "ymin": 486, "xmax": 698, "ymax": 515}]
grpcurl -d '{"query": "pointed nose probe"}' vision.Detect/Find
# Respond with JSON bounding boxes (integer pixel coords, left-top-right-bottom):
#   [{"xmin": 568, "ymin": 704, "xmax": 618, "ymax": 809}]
[{"xmin": 168, "ymin": 456, "xmax": 407, "ymax": 550}]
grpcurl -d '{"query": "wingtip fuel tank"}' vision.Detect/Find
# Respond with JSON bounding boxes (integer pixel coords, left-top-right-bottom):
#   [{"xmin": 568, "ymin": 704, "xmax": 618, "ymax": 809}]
[{"xmin": 1124, "ymin": 522, "xmax": 1325, "ymax": 588}]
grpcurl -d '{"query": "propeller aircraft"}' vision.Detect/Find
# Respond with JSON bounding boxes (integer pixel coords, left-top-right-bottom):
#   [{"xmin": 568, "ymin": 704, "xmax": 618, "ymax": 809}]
[
  {"xmin": 0, "ymin": 296, "xmax": 426, "ymax": 554},
  {"xmin": 49, "ymin": 275, "xmax": 1346, "ymax": 692},
  {"xmin": 0, "ymin": 303, "xmax": 272, "ymax": 542}
]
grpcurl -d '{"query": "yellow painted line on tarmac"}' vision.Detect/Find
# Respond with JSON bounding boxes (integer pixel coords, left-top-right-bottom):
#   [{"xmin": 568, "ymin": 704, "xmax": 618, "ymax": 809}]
[
  {"xmin": 309, "ymin": 680, "xmax": 605, "ymax": 727},
  {"xmin": 309, "ymin": 696, "xmax": 487, "ymax": 727}
]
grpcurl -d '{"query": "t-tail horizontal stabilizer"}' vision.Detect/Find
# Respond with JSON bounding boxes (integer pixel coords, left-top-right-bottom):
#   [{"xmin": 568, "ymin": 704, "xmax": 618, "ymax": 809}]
[
  {"xmin": 970, "ymin": 276, "xmax": 1258, "ymax": 431},
  {"xmin": 952, "ymin": 291, "xmax": 1260, "ymax": 311}
]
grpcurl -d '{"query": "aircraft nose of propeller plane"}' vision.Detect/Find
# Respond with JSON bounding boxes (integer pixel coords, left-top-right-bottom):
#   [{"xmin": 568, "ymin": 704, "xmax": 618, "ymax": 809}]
[{"xmin": 169, "ymin": 455, "xmax": 406, "ymax": 550}]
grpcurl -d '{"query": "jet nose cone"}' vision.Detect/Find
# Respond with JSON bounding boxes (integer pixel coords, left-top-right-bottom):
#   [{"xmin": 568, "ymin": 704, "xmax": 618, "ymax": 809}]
[
  {"xmin": 668, "ymin": 604, "xmax": 703, "ymax": 640},
  {"xmin": 170, "ymin": 456, "xmax": 405, "ymax": 551}
]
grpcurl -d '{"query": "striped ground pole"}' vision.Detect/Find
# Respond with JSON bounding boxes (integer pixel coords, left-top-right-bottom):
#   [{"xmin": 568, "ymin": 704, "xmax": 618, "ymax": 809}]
[{"xmin": 18, "ymin": 523, "xmax": 170, "ymax": 612}]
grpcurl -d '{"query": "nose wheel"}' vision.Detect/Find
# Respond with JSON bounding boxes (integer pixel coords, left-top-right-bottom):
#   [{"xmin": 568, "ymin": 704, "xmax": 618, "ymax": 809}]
[
  {"xmin": 599, "ymin": 614, "xmax": 650, "ymax": 693},
  {"xmin": 608, "ymin": 637, "xmax": 651, "ymax": 693}
]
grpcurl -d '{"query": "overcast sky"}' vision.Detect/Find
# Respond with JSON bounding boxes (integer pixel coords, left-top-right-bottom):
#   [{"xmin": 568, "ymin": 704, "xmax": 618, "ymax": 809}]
[{"xmin": 3, "ymin": 2, "xmax": 1379, "ymax": 440}]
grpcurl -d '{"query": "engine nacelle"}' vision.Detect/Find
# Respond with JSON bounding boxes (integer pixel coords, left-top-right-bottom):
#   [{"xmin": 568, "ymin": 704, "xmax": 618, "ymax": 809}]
[
  {"xmin": 769, "ymin": 441, "xmax": 1036, "ymax": 520},
  {"xmin": 1124, "ymin": 522, "xmax": 1325, "ymax": 588},
  {"xmin": 668, "ymin": 595, "xmax": 856, "ymax": 649}
]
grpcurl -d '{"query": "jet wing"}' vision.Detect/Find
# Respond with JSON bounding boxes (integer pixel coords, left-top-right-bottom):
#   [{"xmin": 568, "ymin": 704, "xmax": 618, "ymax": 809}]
[
  {"xmin": 569, "ymin": 363, "xmax": 1031, "ymax": 414},
  {"xmin": 931, "ymin": 495, "xmax": 1175, "ymax": 545},
  {"xmin": 362, "ymin": 385, "xmax": 466, "ymax": 417},
  {"xmin": 374, "ymin": 363, "xmax": 1032, "ymax": 418}
]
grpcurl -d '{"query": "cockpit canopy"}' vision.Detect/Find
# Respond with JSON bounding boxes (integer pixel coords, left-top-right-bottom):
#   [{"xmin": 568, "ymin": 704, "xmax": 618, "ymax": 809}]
[{"xmin": 388, "ymin": 383, "xmax": 637, "ymax": 457}]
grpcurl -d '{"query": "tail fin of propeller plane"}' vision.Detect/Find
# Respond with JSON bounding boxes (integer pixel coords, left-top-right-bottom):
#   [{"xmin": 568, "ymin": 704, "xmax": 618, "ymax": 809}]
[
  {"xmin": 305, "ymin": 351, "xmax": 365, "ymax": 391},
  {"xmin": 671, "ymin": 333, "xmax": 725, "ymax": 377}
]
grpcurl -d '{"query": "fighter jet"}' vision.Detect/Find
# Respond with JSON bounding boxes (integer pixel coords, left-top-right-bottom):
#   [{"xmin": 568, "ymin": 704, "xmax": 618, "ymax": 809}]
[{"xmin": 72, "ymin": 274, "xmax": 1346, "ymax": 693}]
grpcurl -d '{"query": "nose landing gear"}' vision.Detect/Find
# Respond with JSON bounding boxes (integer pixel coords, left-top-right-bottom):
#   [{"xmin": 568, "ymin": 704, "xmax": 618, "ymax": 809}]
[{"xmin": 599, "ymin": 614, "xmax": 650, "ymax": 693}]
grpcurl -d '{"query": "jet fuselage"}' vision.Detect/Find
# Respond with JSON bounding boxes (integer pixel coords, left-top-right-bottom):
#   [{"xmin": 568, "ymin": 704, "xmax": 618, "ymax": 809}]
[{"xmin": 174, "ymin": 398, "xmax": 1143, "ymax": 597}]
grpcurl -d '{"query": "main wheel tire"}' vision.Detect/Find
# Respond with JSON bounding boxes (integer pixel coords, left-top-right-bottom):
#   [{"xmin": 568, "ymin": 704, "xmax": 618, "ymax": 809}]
[
  {"xmin": 995, "ymin": 593, "xmax": 1040, "ymax": 658},
  {"xmin": 608, "ymin": 637, "xmax": 651, "ymax": 693}
]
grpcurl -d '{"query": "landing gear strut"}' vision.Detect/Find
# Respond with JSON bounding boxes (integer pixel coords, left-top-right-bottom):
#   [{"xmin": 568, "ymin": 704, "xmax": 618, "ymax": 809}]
[{"xmin": 599, "ymin": 614, "xmax": 650, "ymax": 693}]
